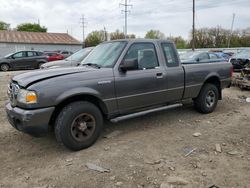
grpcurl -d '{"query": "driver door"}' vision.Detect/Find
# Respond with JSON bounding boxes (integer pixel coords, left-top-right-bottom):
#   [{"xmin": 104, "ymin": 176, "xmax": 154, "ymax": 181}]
[
  {"xmin": 11, "ymin": 51, "xmax": 28, "ymax": 68},
  {"xmin": 114, "ymin": 42, "xmax": 167, "ymax": 114}
]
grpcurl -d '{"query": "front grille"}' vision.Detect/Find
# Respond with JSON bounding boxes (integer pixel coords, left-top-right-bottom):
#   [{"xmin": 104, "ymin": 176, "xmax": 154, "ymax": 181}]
[{"xmin": 8, "ymin": 82, "xmax": 19, "ymax": 107}]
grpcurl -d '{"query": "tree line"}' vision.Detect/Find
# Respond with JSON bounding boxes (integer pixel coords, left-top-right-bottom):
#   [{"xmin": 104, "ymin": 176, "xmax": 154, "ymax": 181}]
[
  {"xmin": 0, "ymin": 21, "xmax": 47, "ymax": 32},
  {"xmin": 84, "ymin": 27, "xmax": 250, "ymax": 48},
  {"xmin": 1, "ymin": 20, "xmax": 249, "ymax": 48}
]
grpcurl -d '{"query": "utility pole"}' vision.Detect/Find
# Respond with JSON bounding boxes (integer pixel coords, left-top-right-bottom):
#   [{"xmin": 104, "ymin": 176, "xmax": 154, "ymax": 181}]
[
  {"xmin": 80, "ymin": 14, "xmax": 87, "ymax": 48},
  {"xmin": 103, "ymin": 26, "xmax": 108, "ymax": 41},
  {"xmin": 192, "ymin": 0, "xmax": 195, "ymax": 51},
  {"xmin": 227, "ymin": 13, "xmax": 235, "ymax": 48},
  {"xmin": 120, "ymin": 0, "xmax": 132, "ymax": 38}
]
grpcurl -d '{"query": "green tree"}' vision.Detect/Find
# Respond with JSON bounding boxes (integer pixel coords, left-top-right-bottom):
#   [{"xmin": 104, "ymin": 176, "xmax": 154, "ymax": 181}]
[
  {"xmin": 145, "ymin": 30, "xmax": 165, "ymax": 39},
  {"xmin": 0, "ymin": 21, "xmax": 10, "ymax": 30},
  {"xmin": 110, "ymin": 30, "xmax": 125, "ymax": 40},
  {"xmin": 110, "ymin": 30, "xmax": 136, "ymax": 40},
  {"xmin": 85, "ymin": 30, "xmax": 105, "ymax": 47},
  {"xmin": 16, "ymin": 23, "xmax": 47, "ymax": 32},
  {"xmin": 167, "ymin": 36, "xmax": 187, "ymax": 49},
  {"xmin": 127, "ymin": 34, "xmax": 136, "ymax": 39}
]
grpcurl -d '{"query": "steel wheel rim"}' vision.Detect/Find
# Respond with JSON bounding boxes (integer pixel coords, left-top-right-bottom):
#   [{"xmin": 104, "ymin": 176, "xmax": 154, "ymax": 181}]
[
  {"xmin": 70, "ymin": 113, "xmax": 96, "ymax": 142},
  {"xmin": 205, "ymin": 90, "xmax": 216, "ymax": 108}
]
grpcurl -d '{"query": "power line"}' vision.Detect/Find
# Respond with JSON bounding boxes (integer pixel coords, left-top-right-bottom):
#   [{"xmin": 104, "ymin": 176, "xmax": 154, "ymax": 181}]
[
  {"xmin": 119, "ymin": 0, "xmax": 132, "ymax": 38},
  {"xmin": 80, "ymin": 14, "xmax": 87, "ymax": 47}
]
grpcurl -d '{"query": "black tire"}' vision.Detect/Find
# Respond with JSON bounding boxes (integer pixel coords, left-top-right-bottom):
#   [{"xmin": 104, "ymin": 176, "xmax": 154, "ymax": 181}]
[
  {"xmin": 55, "ymin": 101, "xmax": 103, "ymax": 151},
  {"xmin": 193, "ymin": 83, "xmax": 219, "ymax": 114},
  {"xmin": 0, "ymin": 64, "xmax": 10, "ymax": 71},
  {"xmin": 37, "ymin": 62, "xmax": 44, "ymax": 69}
]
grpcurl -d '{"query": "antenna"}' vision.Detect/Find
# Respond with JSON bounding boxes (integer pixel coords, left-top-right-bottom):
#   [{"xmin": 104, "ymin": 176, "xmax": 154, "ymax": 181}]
[{"xmin": 119, "ymin": 0, "xmax": 132, "ymax": 38}]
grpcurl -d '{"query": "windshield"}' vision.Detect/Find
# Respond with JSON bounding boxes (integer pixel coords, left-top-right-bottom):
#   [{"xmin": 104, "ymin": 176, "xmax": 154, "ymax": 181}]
[
  {"xmin": 81, "ymin": 41, "xmax": 127, "ymax": 68},
  {"xmin": 179, "ymin": 51, "xmax": 200, "ymax": 61},
  {"xmin": 66, "ymin": 48, "xmax": 93, "ymax": 62},
  {"xmin": 4, "ymin": 52, "xmax": 14, "ymax": 58},
  {"xmin": 233, "ymin": 49, "xmax": 250, "ymax": 59}
]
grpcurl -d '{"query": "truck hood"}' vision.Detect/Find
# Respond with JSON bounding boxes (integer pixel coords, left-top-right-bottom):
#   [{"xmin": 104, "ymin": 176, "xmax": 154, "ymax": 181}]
[
  {"xmin": 12, "ymin": 66, "xmax": 95, "ymax": 87},
  {"xmin": 41, "ymin": 59, "xmax": 77, "ymax": 68}
]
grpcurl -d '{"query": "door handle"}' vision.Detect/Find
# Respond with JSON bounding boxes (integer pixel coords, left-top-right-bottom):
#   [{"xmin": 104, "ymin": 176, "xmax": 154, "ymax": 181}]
[{"xmin": 156, "ymin": 72, "xmax": 163, "ymax": 79}]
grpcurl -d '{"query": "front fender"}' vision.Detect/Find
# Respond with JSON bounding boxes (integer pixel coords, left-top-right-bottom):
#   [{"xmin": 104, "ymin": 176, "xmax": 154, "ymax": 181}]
[{"xmin": 55, "ymin": 87, "xmax": 102, "ymax": 105}]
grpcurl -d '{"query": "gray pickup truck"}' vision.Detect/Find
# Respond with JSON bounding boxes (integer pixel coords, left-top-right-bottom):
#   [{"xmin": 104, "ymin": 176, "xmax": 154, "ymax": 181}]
[{"xmin": 5, "ymin": 39, "xmax": 232, "ymax": 150}]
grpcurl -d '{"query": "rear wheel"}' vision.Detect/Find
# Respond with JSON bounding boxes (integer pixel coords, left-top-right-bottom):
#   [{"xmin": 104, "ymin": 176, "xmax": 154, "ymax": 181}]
[
  {"xmin": 193, "ymin": 83, "xmax": 219, "ymax": 114},
  {"xmin": 0, "ymin": 64, "xmax": 10, "ymax": 71},
  {"xmin": 38, "ymin": 62, "xmax": 43, "ymax": 69},
  {"xmin": 55, "ymin": 101, "xmax": 103, "ymax": 151}
]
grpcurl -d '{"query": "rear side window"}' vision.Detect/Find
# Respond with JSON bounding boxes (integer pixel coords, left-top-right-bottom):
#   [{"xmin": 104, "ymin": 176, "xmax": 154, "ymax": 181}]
[
  {"xmin": 27, "ymin": 51, "xmax": 36, "ymax": 57},
  {"xmin": 161, "ymin": 43, "xmax": 179, "ymax": 67},
  {"xmin": 37, "ymin": 52, "xmax": 44, "ymax": 56}
]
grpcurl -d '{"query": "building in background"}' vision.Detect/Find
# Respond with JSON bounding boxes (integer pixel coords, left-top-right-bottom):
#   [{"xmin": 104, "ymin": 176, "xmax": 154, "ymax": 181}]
[{"xmin": 0, "ymin": 30, "xmax": 82, "ymax": 56}]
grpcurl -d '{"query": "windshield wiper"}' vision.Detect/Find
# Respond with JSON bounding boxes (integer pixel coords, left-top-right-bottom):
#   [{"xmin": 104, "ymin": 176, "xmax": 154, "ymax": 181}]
[{"xmin": 82, "ymin": 63, "xmax": 101, "ymax": 69}]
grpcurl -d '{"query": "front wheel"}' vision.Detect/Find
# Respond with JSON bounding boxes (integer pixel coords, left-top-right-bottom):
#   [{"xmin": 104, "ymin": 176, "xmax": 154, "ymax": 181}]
[
  {"xmin": 55, "ymin": 101, "xmax": 103, "ymax": 151},
  {"xmin": 0, "ymin": 64, "xmax": 10, "ymax": 71},
  {"xmin": 193, "ymin": 83, "xmax": 219, "ymax": 114}
]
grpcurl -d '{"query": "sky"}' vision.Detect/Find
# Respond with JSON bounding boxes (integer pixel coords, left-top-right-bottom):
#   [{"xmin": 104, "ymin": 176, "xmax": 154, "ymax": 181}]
[{"xmin": 0, "ymin": 0, "xmax": 250, "ymax": 41}]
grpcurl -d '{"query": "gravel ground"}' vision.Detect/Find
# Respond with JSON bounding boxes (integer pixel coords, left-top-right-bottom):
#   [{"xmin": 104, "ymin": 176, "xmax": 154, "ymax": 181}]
[{"xmin": 0, "ymin": 71, "xmax": 249, "ymax": 188}]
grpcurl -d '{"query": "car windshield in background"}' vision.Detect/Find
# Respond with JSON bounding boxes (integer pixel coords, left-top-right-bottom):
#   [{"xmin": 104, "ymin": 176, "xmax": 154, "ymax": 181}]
[
  {"xmin": 233, "ymin": 49, "xmax": 250, "ymax": 59},
  {"xmin": 81, "ymin": 41, "xmax": 127, "ymax": 68},
  {"xmin": 179, "ymin": 51, "xmax": 200, "ymax": 61},
  {"xmin": 66, "ymin": 48, "xmax": 93, "ymax": 62},
  {"xmin": 4, "ymin": 53, "xmax": 14, "ymax": 58}
]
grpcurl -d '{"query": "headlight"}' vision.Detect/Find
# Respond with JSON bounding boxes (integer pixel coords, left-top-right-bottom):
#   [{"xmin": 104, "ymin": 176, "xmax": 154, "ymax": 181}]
[{"xmin": 17, "ymin": 89, "xmax": 37, "ymax": 104}]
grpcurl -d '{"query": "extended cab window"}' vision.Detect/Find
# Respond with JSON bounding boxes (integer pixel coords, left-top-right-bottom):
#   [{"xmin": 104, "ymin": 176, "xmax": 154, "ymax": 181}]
[
  {"xmin": 124, "ymin": 43, "xmax": 158, "ymax": 70},
  {"xmin": 161, "ymin": 43, "xmax": 178, "ymax": 67}
]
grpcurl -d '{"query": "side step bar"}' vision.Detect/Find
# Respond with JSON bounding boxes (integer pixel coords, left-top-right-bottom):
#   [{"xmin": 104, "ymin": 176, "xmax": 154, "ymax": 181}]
[{"xmin": 110, "ymin": 103, "xmax": 182, "ymax": 123}]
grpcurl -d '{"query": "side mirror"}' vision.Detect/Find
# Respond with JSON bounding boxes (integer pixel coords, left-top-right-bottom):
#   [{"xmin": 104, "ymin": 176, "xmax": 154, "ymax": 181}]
[
  {"xmin": 196, "ymin": 57, "xmax": 200, "ymax": 62},
  {"xmin": 11, "ymin": 56, "xmax": 15, "ymax": 59},
  {"xmin": 119, "ymin": 58, "xmax": 138, "ymax": 72}
]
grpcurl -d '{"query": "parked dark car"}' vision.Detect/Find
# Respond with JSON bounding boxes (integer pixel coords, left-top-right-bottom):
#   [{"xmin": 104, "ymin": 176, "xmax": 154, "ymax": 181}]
[
  {"xmin": 0, "ymin": 51, "xmax": 48, "ymax": 71},
  {"xmin": 41, "ymin": 47, "xmax": 94, "ymax": 69},
  {"xmin": 229, "ymin": 49, "xmax": 250, "ymax": 71},
  {"xmin": 5, "ymin": 39, "xmax": 232, "ymax": 151},
  {"xmin": 44, "ymin": 52, "xmax": 64, "ymax": 62},
  {"xmin": 180, "ymin": 51, "xmax": 225, "ymax": 64}
]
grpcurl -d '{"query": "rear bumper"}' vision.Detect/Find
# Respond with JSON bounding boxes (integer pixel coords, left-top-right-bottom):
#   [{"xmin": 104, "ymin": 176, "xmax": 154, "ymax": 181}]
[{"xmin": 5, "ymin": 102, "xmax": 54, "ymax": 136}]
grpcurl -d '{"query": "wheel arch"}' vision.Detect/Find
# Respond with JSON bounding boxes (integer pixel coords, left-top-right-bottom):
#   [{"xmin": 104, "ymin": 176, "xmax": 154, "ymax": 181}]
[
  {"xmin": 203, "ymin": 75, "xmax": 222, "ymax": 99},
  {"xmin": 0, "ymin": 62, "xmax": 11, "ymax": 68},
  {"xmin": 49, "ymin": 94, "xmax": 108, "ymax": 126}
]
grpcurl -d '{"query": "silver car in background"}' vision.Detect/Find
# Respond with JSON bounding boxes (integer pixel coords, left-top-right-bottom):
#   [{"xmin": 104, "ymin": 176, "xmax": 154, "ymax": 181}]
[{"xmin": 41, "ymin": 47, "xmax": 94, "ymax": 69}]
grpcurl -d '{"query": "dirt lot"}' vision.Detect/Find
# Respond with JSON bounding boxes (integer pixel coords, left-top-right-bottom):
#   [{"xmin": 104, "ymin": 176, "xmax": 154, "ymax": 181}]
[{"xmin": 0, "ymin": 71, "xmax": 249, "ymax": 188}]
